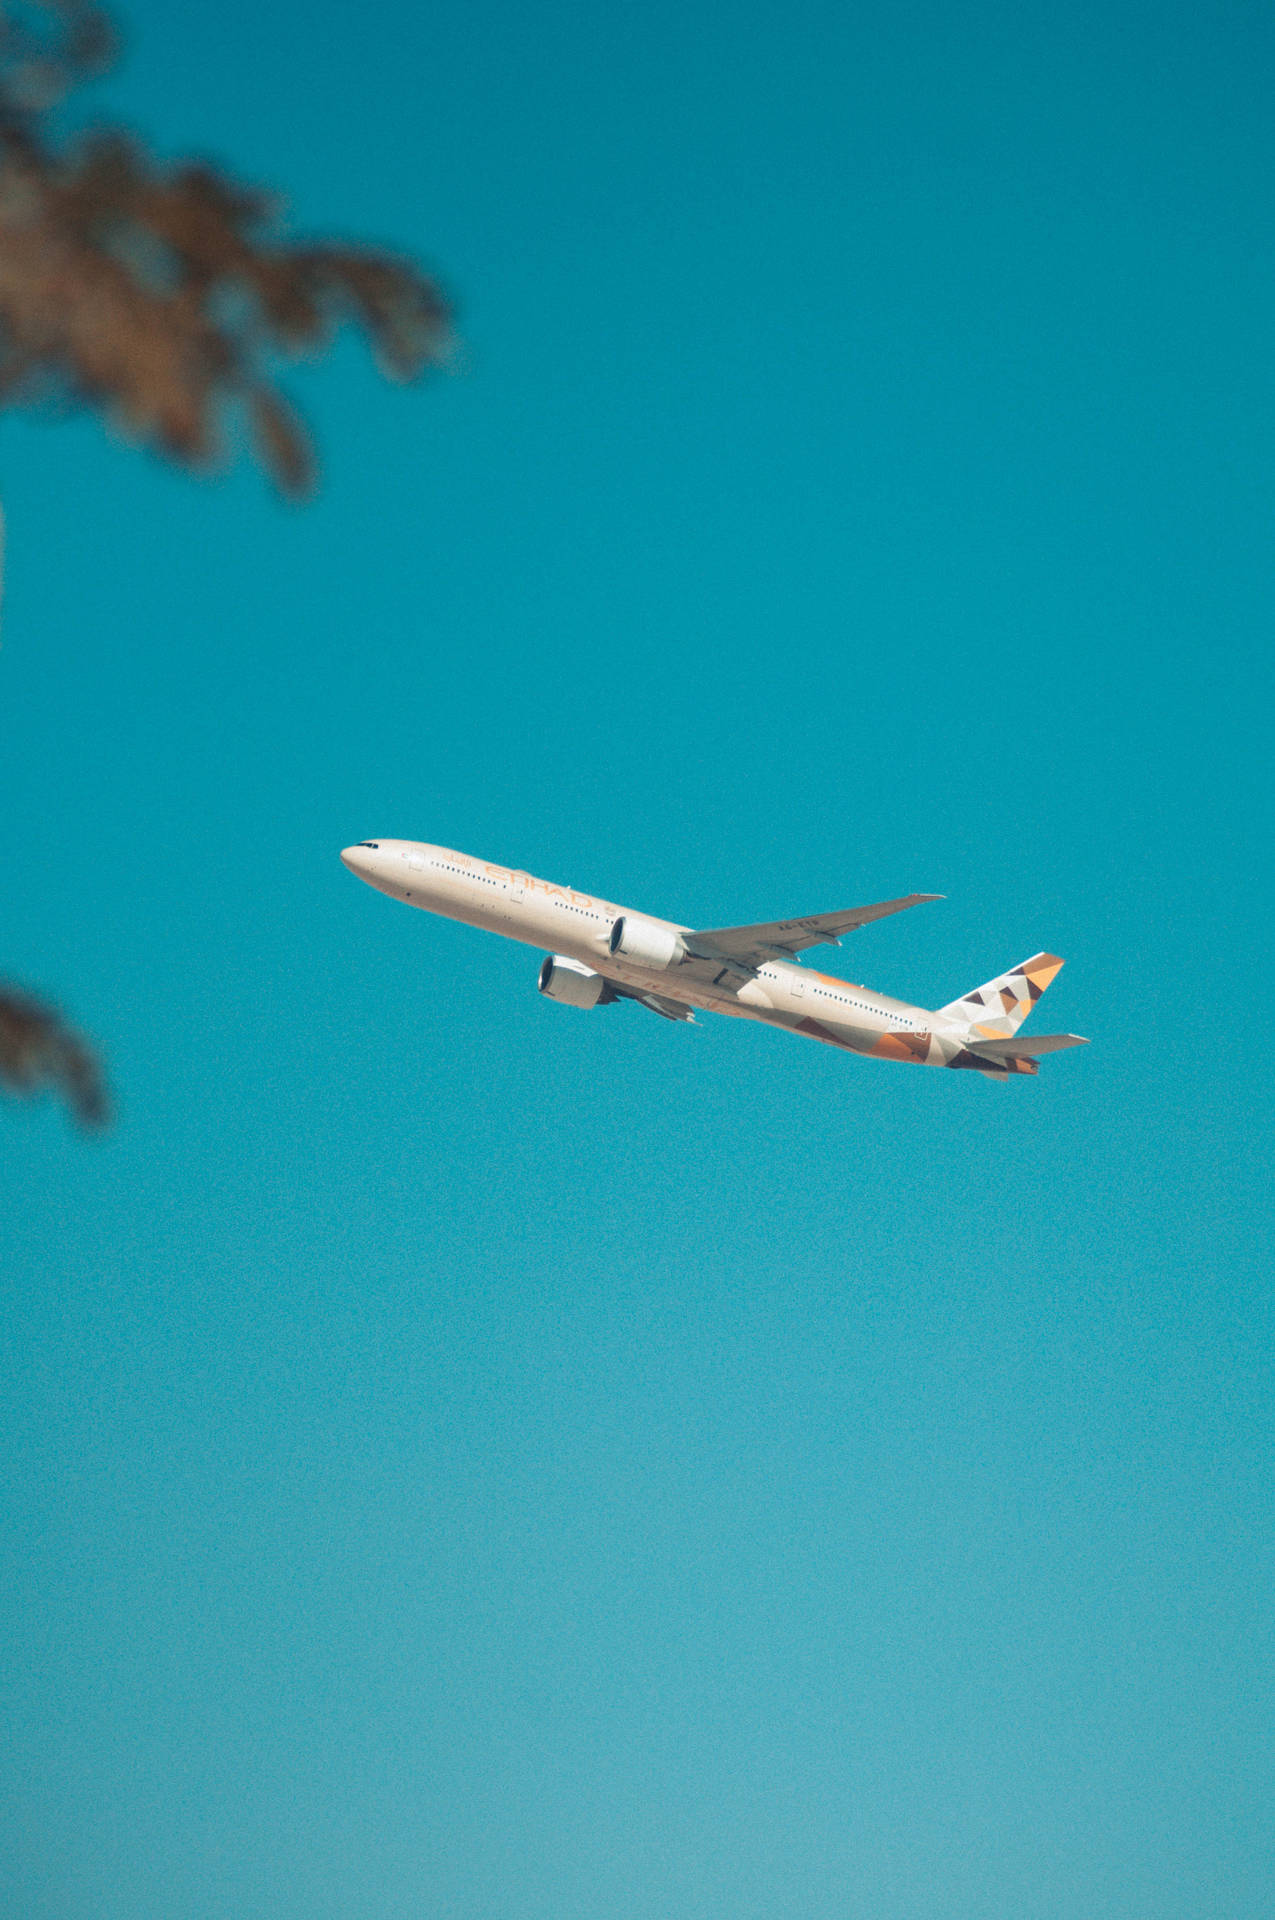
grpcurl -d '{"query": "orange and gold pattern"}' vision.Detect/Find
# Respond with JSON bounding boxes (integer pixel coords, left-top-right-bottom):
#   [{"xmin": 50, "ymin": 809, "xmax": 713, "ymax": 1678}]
[{"xmin": 940, "ymin": 953, "xmax": 1064, "ymax": 1040}]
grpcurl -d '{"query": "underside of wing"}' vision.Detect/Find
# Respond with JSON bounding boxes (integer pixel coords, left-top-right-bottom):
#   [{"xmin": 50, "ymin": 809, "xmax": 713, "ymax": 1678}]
[
  {"xmin": 967, "ymin": 1033, "xmax": 1089, "ymax": 1059},
  {"xmin": 686, "ymin": 894, "xmax": 942, "ymax": 969},
  {"xmin": 611, "ymin": 983, "xmax": 697, "ymax": 1023}
]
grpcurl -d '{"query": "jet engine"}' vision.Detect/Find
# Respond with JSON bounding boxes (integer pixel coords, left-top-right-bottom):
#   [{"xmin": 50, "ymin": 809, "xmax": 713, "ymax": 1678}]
[
  {"xmin": 538, "ymin": 953, "xmax": 611, "ymax": 1009},
  {"xmin": 608, "ymin": 915, "xmax": 686, "ymax": 971}
]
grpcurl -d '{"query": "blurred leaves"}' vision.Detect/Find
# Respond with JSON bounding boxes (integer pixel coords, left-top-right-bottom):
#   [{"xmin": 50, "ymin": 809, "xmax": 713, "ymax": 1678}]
[
  {"xmin": 0, "ymin": 4, "xmax": 454, "ymax": 1129},
  {"xmin": 0, "ymin": 0, "xmax": 452, "ymax": 497},
  {"xmin": 0, "ymin": 983, "xmax": 108, "ymax": 1126}
]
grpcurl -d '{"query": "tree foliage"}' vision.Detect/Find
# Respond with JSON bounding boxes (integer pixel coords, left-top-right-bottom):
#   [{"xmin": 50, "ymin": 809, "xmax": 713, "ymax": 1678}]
[
  {"xmin": 0, "ymin": 0, "xmax": 451, "ymax": 494},
  {"xmin": 0, "ymin": 981, "xmax": 108, "ymax": 1126},
  {"xmin": 0, "ymin": 0, "xmax": 452, "ymax": 1125}
]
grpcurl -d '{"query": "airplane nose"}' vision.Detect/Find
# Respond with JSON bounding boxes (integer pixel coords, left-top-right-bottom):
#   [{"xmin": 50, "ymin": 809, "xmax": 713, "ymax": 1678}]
[{"xmin": 340, "ymin": 843, "xmax": 380, "ymax": 877}]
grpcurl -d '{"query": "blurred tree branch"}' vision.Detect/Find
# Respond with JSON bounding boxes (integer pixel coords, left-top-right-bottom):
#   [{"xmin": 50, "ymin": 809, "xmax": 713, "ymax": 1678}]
[
  {"xmin": 0, "ymin": 0, "xmax": 454, "ymax": 1126},
  {"xmin": 0, "ymin": 981, "xmax": 108, "ymax": 1126},
  {"xmin": 0, "ymin": 0, "xmax": 451, "ymax": 494}
]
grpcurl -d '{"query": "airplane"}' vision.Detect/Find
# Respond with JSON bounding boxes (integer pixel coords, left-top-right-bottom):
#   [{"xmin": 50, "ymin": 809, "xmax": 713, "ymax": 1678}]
[{"xmin": 339, "ymin": 840, "xmax": 1088, "ymax": 1079}]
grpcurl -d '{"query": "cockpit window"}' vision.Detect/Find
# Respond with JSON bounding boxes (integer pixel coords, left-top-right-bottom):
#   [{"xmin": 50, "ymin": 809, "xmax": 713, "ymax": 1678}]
[{"xmin": 359, "ymin": 841, "xmax": 379, "ymax": 849}]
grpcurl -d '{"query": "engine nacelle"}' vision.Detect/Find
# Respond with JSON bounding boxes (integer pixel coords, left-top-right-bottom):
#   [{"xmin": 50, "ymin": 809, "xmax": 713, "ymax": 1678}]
[
  {"xmin": 608, "ymin": 914, "xmax": 686, "ymax": 971},
  {"xmin": 538, "ymin": 953, "xmax": 609, "ymax": 1009}
]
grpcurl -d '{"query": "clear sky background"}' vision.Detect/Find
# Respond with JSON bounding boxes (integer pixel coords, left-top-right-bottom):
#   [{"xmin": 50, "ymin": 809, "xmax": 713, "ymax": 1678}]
[{"xmin": 2, "ymin": 2, "xmax": 1273, "ymax": 1915}]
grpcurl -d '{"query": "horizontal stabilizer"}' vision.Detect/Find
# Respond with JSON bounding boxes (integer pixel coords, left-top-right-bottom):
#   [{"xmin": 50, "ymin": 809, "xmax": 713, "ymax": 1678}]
[{"xmin": 967, "ymin": 1033, "xmax": 1089, "ymax": 1060}]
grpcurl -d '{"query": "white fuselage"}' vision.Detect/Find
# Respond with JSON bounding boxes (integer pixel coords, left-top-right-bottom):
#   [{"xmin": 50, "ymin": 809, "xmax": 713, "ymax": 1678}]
[{"xmin": 340, "ymin": 839, "xmax": 971, "ymax": 1066}]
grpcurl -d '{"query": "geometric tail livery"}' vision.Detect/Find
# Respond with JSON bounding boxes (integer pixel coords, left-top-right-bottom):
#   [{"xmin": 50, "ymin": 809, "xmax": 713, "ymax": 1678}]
[{"xmin": 940, "ymin": 952, "xmax": 1067, "ymax": 1040}]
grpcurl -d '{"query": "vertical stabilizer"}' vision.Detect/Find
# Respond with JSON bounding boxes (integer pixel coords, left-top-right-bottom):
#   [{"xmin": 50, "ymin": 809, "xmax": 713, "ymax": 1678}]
[{"xmin": 939, "ymin": 953, "xmax": 1064, "ymax": 1039}]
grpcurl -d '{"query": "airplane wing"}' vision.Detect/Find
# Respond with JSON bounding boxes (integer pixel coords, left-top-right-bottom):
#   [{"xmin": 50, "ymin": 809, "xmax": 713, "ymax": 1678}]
[
  {"xmin": 612, "ymin": 983, "xmax": 697, "ymax": 1023},
  {"xmin": 685, "ymin": 894, "xmax": 942, "ymax": 970},
  {"xmin": 966, "ymin": 1033, "xmax": 1089, "ymax": 1059}
]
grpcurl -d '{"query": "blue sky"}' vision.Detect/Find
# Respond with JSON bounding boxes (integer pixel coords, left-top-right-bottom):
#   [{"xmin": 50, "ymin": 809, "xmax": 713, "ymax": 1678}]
[{"xmin": 2, "ymin": 2, "xmax": 1273, "ymax": 1915}]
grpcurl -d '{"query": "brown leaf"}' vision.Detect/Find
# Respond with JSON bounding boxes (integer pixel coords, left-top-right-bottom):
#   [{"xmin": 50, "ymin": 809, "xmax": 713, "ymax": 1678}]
[
  {"xmin": 249, "ymin": 385, "xmax": 314, "ymax": 499},
  {"xmin": 0, "ymin": 982, "xmax": 109, "ymax": 1126}
]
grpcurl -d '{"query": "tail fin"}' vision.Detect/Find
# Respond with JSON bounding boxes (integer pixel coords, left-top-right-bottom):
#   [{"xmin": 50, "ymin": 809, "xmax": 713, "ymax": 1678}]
[{"xmin": 940, "ymin": 953, "xmax": 1065, "ymax": 1039}]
